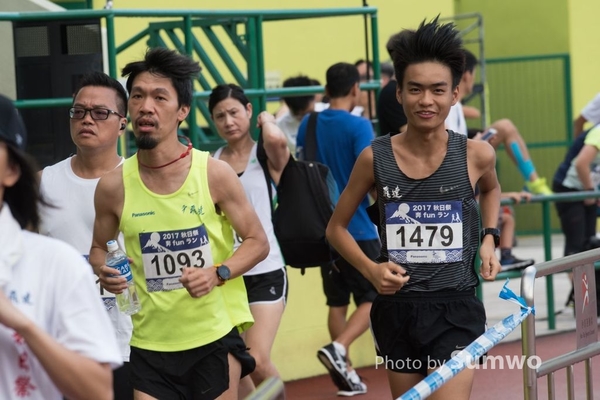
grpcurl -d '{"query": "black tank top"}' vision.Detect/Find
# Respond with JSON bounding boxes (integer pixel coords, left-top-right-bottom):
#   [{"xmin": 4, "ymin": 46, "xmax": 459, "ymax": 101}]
[{"xmin": 372, "ymin": 131, "xmax": 480, "ymax": 292}]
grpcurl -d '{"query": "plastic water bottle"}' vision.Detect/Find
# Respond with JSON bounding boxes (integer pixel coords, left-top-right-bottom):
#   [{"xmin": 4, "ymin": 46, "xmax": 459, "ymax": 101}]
[{"xmin": 105, "ymin": 240, "xmax": 141, "ymax": 315}]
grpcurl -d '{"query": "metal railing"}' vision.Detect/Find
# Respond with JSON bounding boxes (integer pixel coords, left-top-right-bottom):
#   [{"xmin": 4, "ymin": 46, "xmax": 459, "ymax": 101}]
[
  {"xmin": 521, "ymin": 250, "xmax": 600, "ymax": 399},
  {"xmin": 244, "ymin": 377, "xmax": 285, "ymax": 400},
  {"xmin": 476, "ymin": 190, "xmax": 600, "ymax": 330}
]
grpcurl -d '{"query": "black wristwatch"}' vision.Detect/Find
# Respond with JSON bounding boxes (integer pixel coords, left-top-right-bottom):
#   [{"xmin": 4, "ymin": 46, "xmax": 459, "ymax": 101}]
[
  {"xmin": 215, "ymin": 264, "xmax": 231, "ymax": 285},
  {"xmin": 480, "ymin": 228, "xmax": 500, "ymax": 247}
]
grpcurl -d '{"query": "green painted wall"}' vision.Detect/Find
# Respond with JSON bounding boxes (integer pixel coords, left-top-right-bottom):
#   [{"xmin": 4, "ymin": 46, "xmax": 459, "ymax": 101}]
[
  {"xmin": 569, "ymin": 0, "xmax": 600, "ymax": 118},
  {"xmin": 455, "ymin": 0, "xmax": 569, "ymax": 58}
]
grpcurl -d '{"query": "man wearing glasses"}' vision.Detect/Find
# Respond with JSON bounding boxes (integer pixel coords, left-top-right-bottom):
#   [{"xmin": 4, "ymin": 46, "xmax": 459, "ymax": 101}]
[{"xmin": 38, "ymin": 71, "xmax": 134, "ymax": 399}]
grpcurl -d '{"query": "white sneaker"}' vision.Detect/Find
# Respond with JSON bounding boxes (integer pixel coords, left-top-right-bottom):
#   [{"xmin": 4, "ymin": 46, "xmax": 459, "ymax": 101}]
[{"xmin": 336, "ymin": 369, "xmax": 367, "ymax": 397}]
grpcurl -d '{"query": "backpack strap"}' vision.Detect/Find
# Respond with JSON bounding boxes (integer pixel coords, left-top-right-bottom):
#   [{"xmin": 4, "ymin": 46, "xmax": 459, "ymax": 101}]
[
  {"xmin": 256, "ymin": 129, "xmax": 275, "ymax": 216},
  {"xmin": 304, "ymin": 111, "xmax": 319, "ymax": 161}
]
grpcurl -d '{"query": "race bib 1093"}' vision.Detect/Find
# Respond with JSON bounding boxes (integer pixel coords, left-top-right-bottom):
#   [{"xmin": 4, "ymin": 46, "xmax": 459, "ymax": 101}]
[{"xmin": 140, "ymin": 225, "xmax": 214, "ymax": 292}]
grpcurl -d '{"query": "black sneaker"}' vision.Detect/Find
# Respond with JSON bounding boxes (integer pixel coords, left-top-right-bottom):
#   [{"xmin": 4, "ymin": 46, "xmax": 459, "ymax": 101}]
[
  {"xmin": 500, "ymin": 256, "xmax": 534, "ymax": 272},
  {"xmin": 317, "ymin": 343, "xmax": 352, "ymax": 392}
]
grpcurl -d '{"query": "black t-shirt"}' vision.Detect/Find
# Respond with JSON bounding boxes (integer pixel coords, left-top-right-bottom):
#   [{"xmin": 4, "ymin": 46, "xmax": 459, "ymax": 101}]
[{"xmin": 377, "ymin": 80, "xmax": 407, "ymax": 136}]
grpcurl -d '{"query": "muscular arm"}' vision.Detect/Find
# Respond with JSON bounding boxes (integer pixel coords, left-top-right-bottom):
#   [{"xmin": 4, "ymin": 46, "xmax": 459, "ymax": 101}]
[
  {"xmin": 326, "ymin": 147, "xmax": 407, "ymax": 294},
  {"xmin": 258, "ymin": 111, "xmax": 290, "ymax": 185},
  {"xmin": 462, "ymin": 104, "xmax": 481, "ymax": 119},
  {"xmin": 574, "ymin": 114, "xmax": 588, "ymax": 138},
  {"xmin": 575, "ymin": 145, "xmax": 599, "ymax": 201},
  {"xmin": 208, "ymin": 157, "xmax": 269, "ymax": 279},
  {"xmin": 468, "ymin": 140, "xmax": 501, "ymax": 280},
  {"xmin": 0, "ymin": 292, "xmax": 112, "ymax": 400},
  {"xmin": 89, "ymin": 169, "xmax": 127, "ymax": 293}
]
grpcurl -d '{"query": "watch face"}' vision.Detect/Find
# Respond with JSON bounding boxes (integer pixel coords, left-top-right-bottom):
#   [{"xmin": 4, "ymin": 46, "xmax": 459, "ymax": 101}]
[{"xmin": 217, "ymin": 265, "xmax": 231, "ymax": 280}]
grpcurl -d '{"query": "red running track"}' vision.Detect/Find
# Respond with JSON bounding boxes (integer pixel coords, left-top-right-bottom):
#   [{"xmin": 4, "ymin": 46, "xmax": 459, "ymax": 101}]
[{"xmin": 284, "ymin": 330, "xmax": 600, "ymax": 399}]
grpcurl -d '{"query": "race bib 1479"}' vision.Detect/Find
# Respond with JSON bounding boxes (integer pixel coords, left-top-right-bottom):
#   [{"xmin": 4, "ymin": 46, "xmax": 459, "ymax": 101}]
[{"xmin": 385, "ymin": 201, "xmax": 463, "ymax": 264}]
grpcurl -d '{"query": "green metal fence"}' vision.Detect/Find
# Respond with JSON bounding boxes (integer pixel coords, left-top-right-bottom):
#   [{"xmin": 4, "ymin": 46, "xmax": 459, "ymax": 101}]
[
  {"xmin": 0, "ymin": 8, "xmax": 381, "ymax": 154},
  {"xmin": 473, "ymin": 54, "xmax": 573, "ymax": 235},
  {"xmin": 478, "ymin": 190, "xmax": 600, "ymax": 331}
]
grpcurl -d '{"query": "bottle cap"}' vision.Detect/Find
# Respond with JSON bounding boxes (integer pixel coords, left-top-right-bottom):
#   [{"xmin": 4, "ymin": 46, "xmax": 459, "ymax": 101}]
[{"xmin": 106, "ymin": 240, "xmax": 119, "ymax": 252}]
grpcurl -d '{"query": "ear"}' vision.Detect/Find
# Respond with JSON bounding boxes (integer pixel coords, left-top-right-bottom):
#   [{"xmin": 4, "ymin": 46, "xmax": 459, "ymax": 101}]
[
  {"xmin": 451, "ymin": 85, "xmax": 459, "ymax": 106},
  {"xmin": 395, "ymin": 84, "xmax": 403, "ymax": 105},
  {"xmin": 119, "ymin": 118, "xmax": 127, "ymax": 135},
  {"xmin": 353, "ymin": 82, "xmax": 361, "ymax": 97},
  {"xmin": 246, "ymin": 102, "xmax": 253, "ymax": 119},
  {"xmin": 177, "ymin": 104, "xmax": 191, "ymax": 123}
]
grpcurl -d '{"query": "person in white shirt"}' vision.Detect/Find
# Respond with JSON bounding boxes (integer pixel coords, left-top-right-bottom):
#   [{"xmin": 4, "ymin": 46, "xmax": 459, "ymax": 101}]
[
  {"xmin": 0, "ymin": 94, "xmax": 121, "ymax": 400},
  {"xmin": 38, "ymin": 72, "xmax": 133, "ymax": 399},
  {"xmin": 275, "ymin": 75, "xmax": 317, "ymax": 153},
  {"xmin": 574, "ymin": 92, "xmax": 600, "ymax": 137}
]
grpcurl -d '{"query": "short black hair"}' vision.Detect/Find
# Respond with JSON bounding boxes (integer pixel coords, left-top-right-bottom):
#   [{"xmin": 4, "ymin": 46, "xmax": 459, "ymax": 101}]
[
  {"xmin": 325, "ymin": 62, "xmax": 359, "ymax": 98},
  {"xmin": 390, "ymin": 17, "xmax": 464, "ymax": 89},
  {"xmin": 380, "ymin": 62, "xmax": 395, "ymax": 79},
  {"xmin": 463, "ymin": 49, "xmax": 478, "ymax": 74},
  {"xmin": 208, "ymin": 83, "xmax": 250, "ymax": 115},
  {"xmin": 73, "ymin": 71, "xmax": 128, "ymax": 116},
  {"xmin": 386, "ymin": 29, "xmax": 415, "ymax": 58},
  {"xmin": 281, "ymin": 75, "xmax": 315, "ymax": 116},
  {"xmin": 121, "ymin": 47, "xmax": 201, "ymax": 107}
]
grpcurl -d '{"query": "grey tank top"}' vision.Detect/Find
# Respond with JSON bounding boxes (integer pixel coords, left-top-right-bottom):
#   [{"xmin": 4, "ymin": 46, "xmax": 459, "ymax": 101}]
[{"xmin": 372, "ymin": 131, "xmax": 480, "ymax": 292}]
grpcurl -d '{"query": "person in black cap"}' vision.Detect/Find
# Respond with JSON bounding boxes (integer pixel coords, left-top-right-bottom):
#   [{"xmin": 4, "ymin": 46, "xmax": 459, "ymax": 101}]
[{"xmin": 0, "ymin": 94, "xmax": 122, "ymax": 399}]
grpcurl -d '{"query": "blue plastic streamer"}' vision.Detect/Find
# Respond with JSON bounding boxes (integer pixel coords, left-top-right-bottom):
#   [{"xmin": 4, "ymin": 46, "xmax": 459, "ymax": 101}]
[{"xmin": 397, "ymin": 280, "xmax": 535, "ymax": 400}]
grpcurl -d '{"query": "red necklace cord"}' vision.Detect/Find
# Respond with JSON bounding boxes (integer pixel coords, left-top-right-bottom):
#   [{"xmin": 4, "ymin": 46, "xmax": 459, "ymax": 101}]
[{"xmin": 137, "ymin": 136, "xmax": 193, "ymax": 169}]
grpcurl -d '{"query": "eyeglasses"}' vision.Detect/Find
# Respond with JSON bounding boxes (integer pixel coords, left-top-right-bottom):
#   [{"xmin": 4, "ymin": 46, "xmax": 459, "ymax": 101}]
[{"xmin": 69, "ymin": 107, "xmax": 124, "ymax": 120}]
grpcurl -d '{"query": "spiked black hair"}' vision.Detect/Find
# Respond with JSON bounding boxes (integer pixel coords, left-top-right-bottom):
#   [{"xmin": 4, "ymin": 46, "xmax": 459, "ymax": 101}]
[
  {"xmin": 122, "ymin": 47, "xmax": 201, "ymax": 107},
  {"xmin": 390, "ymin": 17, "xmax": 464, "ymax": 89}
]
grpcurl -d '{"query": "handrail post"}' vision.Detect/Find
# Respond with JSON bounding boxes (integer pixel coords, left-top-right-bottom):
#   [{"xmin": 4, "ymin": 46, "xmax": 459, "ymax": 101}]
[
  {"xmin": 542, "ymin": 200, "xmax": 556, "ymax": 330},
  {"xmin": 521, "ymin": 265, "xmax": 538, "ymax": 400},
  {"xmin": 182, "ymin": 14, "xmax": 198, "ymax": 148},
  {"xmin": 105, "ymin": 12, "xmax": 117, "ymax": 78}
]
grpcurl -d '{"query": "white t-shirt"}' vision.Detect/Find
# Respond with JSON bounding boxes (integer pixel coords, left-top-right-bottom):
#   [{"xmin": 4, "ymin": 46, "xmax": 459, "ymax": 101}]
[
  {"xmin": 0, "ymin": 206, "xmax": 121, "ymax": 400},
  {"xmin": 314, "ymin": 101, "xmax": 364, "ymax": 117},
  {"xmin": 213, "ymin": 144, "xmax": 285, "ymax": 275},
  {"xmin": 39, "ymin": 157, "xmax": 132, "ymax": 361},
  {"xmin": 581, "ymin": 92, "xmax": 600, "ymax": 125},
  {"xmin": 446, "ymin": 102, "xmax": 468, "ymax": 136},
  {"xmin": 275, "ymin": 112, "xmax": 301, "ymax": 153}
]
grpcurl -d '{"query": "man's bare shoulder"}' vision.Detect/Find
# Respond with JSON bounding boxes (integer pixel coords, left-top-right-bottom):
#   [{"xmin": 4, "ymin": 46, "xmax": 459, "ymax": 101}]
[
  {"xmin": 96, "ymin": 165, "xmax": 124, "ymax": 202},
  {"xmin": 467, "ymin": 138, "xmax": 496, "ymax": 168},
  {"xmin": 206, "ymin": 156, "xmax": 241, "ymax": 199}
]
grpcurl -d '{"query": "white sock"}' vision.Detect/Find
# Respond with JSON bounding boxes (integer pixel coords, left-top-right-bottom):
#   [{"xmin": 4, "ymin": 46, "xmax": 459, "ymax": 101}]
[{"xmin": 332, "ymin": 341, "xmax": 347, "ymax": 358}]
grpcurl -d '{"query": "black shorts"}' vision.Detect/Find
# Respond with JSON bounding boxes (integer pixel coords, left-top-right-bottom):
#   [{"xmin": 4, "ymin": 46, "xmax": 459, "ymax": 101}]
[
  {"xmin": 321, "ymin": 239, "xmax": 379, "ymax": 307},
  {"xmin": 114, "ymin": 362, "xmax": 133, "ymax": 400},
  {"xmin": 221, "ymin": 327, "xmax": 256, "ymax": 378},
  {"xmin": 130, "ymin": 333, "xmax": 230, "ymax": 399},
  {"xmin": 243, "ymin": 267, "xmax": 288, "ymax": 305},
  {"xmin": 370, "ymin": 290, "xmax": 486, "ymax": 376}
]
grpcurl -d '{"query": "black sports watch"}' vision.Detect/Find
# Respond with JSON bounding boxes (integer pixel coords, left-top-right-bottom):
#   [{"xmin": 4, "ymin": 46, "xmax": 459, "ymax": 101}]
[
  {"xmin": 215, "ymin": 264, "xmax": 231, "ymax": 285},
  {"xmin": 480, "ymin": 228, "xmax": 500, "ymax": 248}
]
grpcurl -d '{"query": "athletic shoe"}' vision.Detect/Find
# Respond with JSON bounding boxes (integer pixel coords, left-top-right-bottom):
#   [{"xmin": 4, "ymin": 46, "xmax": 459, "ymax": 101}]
[
  {"xmin": 317, "ymin": 343, "xmax": 352, "ymax": 392},
  {"xmin": 337, "ymin": 369, "xmax": 367, "ymax": 397},
  {"xmin": 500, "ymin": 256, "xmax": 535, "ymax": 272},
  {"xmin": 525, "ymin": 177, "xmax": 553, "ymax": 195}
]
